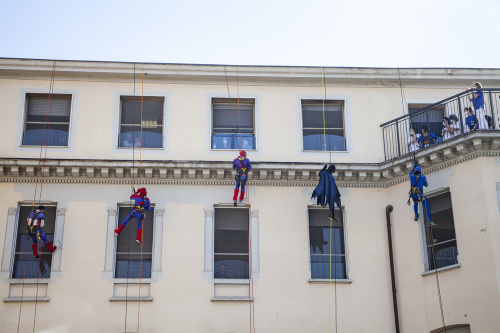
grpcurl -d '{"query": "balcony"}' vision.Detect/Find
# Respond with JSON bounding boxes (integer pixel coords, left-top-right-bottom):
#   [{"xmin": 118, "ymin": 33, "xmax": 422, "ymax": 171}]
[{"xmin": 380, "ymin": 88, "xmax": 500, "ymax": 161}]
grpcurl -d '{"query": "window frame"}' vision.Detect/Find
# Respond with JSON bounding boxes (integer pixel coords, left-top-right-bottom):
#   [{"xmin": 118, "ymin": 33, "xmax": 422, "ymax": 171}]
[
  {"xmin": 301, "ymin": 99, "xmax": 346, "ymax": 152},
  {"xmin": 418, "ymin": 189, "xmax": 460, "ymax": 273},
  {"xmin": 117, "ymin": 95, "xmax": 166, "ymax": 150},
  {"xmin": 113, "ymin": 203, "xmax": 156, "ymax": 280},
  {"xmin": 307, "ymin": 206, "xmax": 351, "ymax": 282},
  {"xmin": 20, "ymin": 93, "xmax": 74, "ymax": 148},
  {"xmin": 210, "ymin": 97, "xmax": 256, "ymax": 151}
]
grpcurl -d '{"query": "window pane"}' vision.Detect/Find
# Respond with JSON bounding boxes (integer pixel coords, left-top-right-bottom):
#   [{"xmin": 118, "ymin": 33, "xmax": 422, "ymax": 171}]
[
  {"xmin": 303, "ymin": 129, "xmax": 346, "ymax": 151},
  {"xmin": 214, "ymin": 255, "xmax": 249, "ymax": 279},
  {"xmin": 310, "ymin": 255, "xmax": 346, "ymax": 279},
  {"xmin": 22, "ymin": 124, "xmax": 69, "ymax": 146},
  {"xmin": 115, "ymin": 206, "xmax": 154, "ymax": 278},
  {"xmin": 12, "ymin": 206, "xmax": 56, "ymax": 279},
  {"xmin": 118, "ymin": 128, "xmax": 163, "ymax": 148},
  {"xmin": 302, "ymin": 104, "xmax": 343, "ymax": 128},
  {"xmin": 26, "ymin": 95, "xmax": 71, "ymax": 123},
  {"xmin": 213, "ymin": 104, "xmax": 254, "ymax": 131},
  {"xmin": 211, "ymin": 134, "xmax": 255, "ymax": 150},
  {"xmin": 427, "ymin": 240, "xmax": 458, "ymax": 270},
  {"xmin": 121, "ymin": 99, "xmax": 164, "ymax": 125},
  {"xmin": 119, "ymin": 97, "xmax": 164, "ymax": 148}
]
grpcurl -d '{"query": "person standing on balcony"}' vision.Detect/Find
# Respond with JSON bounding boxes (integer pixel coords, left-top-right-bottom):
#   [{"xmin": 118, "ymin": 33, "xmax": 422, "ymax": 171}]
[
  {"xmin": 466, "ymin": 82, "xmax": 488, "ymax": 129},
  {"xmin": 232, "ymin": 150, "xmax": 252, "ymax": 205},
  {"xmin": 465, "ymin": 107, "xmax": 478, "ymax": 131},
  {"xmin": 408, "ymin": 127, "xmax": 420, "ymax": 152},
  {"xmin": 442, "ymin": 115, "xmax": 460, "ymax": 141},
  {"xmin": 418, "ymin": 130, "xmax": 436, "ymax": 148}
]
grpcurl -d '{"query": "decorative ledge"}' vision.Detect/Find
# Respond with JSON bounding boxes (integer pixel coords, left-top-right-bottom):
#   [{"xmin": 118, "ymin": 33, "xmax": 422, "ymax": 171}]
[
  {"xmin": 308, "ymin": 279, "xmax": 353, "ymax": 284},
  {"xmin": 0, "ymin": 131, "xmax": 498, "ymax": 188},
  {"xmin": 421, "ymin": 263, "xmax": 461, "ymax": 276}
]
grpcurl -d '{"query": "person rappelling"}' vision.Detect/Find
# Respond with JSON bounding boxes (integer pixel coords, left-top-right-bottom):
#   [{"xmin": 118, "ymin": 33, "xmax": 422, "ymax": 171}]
[
  {"xmin": 232, "ymin": 150, "xmax": 252, "ymax": 206},
  {"xmin": 311, "ymin": 164, "xmax": 342, "ymax": 221},
  {"xmin": 114, "ymin": 187, "xmax": 151, "ymax": 244},
  {"xmin": 408, "ymin": 164, "xmax": 436, "ymax": 226},
  {"xmin": 27, "ymin": 205, "xmax": 57, "ymax": 258}
]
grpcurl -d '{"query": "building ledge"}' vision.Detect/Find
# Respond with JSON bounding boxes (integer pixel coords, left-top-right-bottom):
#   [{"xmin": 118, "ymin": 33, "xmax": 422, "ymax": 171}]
[
  {"xmin": 0, "ymin": 131, "xmax": 498, "ymax": 188},
  {"xmin": 109, "ymin": 296, "xmax": 153, "ymax": 302},
  {"xmin": 422, "ymin": 263, "xmax": 461, "ymax": 276}
]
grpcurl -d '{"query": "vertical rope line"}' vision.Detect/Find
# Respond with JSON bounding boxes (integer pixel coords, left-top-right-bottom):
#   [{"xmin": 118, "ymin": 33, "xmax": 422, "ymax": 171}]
[
  {"xmin": 329, "ymin": 216, "xmax": 332, "ymax": 333},
  {"xmin": 223, "ymin": 66, "xmax": 241, "ymax": 151},
  {"xmin": 333, "ymin": 217, "xmax": 338, "ymax": 333},
  {"xmin": 137, "ymin": 62, "xmax": 145, "ymax": 333},
  {"xmin": 321, "ymin": 67, "xmax": 327, "ymax": 164},
  {"xmin": 428, "ymin": 222, "xmax": 447, "ymax": 333},
  {"xmin": 237, "ymin": 66, "xmax": 242, "ymax": 149},
  {"xmin": 32, "ymin": 255, "xmax": 41, "ymax": 332}
]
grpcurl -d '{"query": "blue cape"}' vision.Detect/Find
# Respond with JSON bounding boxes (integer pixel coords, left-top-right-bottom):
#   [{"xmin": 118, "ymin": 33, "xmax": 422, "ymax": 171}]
[{"xmin": 311, "ymin": 170, "xmax": 342, "ymax": 213}]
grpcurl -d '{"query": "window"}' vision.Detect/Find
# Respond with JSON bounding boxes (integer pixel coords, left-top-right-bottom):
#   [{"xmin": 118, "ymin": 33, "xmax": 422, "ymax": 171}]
[
  {"xmin": 424, "ymin": 192, "xmax": 458, "ymax": 270},
  {"xmin": 12, "ymin": 205, "xmax": 56, "ymax": 279},
  {"xmin": 214, "ymin": 207, "xmax": 249, "ymax": 279},
  {"xmin": 118, "ymin": 96, "xmax": 164, "ymax": 148},
  {"xmin": 115, "ymin": 206, "xmax": 154, "ymax": 278},
  {"xmin": 302, "ymin": 100, "xmax": 346, "ymax": 151},
  {"xmin": 409, "ymin": 104, "xmax": 444, "ymax": 141},
  {"xmin": 211, "ymin": 98, "xmax": 255, "ymax": 150},
  {"xmin": 308, "ymin": 208, "xmax": 346, "ymax": 279},
  {"xmin": 22, "ymin": 94, "xmax": 71, "ymax": 146}
]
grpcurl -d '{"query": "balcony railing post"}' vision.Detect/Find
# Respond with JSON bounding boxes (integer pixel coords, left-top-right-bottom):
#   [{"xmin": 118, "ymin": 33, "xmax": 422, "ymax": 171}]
[
  {"xmin": 457, "ymin": 97, "xmax": 464, "ymax": 134},
  {"xmin": 488, "ymin": 90, "xmax": 495, "ymax": 129},
  {"xmin": 395, "ymin": 120, "xmax": 401, "ymax": 158},
  {"xmin": 383, "ymin": 127, "xmax": 387, "ymax": 161},
  {"xmin": 426, "ymin": 108, "xmax": 430, "ymax": 137}
]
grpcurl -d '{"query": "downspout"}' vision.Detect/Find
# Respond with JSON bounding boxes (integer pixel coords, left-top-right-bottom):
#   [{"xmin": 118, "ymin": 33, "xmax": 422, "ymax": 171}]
[{"xmin": 386, "ymin": 205, "xmax": 400, "ymax": 333}]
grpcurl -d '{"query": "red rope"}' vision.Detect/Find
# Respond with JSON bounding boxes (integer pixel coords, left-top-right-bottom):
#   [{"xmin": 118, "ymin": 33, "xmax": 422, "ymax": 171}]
[
  {"xmin": 17, "ymin": 60, "xmax": 56, "ymax": 333},
  {"xmin": 137, "ymin": 62, "xmax": 144, "ymax": 333}
]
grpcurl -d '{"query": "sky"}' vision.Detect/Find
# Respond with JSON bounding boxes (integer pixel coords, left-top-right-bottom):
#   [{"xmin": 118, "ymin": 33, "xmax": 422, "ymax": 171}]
[{"xmin": 1, "ymin": 0, "xmax": 499, "ymax": 68}]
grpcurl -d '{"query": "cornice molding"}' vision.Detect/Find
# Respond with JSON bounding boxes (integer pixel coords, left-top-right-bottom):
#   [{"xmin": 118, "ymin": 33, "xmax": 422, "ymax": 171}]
[
  {"xmin": 1, "ymin": 132, "xmax": 498, "ymax": 189},
  {"xmin": 0, "ymin": 58, "xmax": 499, "ymax": 88}
]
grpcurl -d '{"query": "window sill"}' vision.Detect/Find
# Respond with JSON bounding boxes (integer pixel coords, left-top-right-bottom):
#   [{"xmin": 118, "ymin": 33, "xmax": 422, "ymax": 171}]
[
  {"xmin": 115, "ymin": 147, "xmax": 164, "ymax": 150},
  {"xmin": 112, "ymin": 279, "xmax": 152, "ymax": 283},
  {"xmin": 4, "ymin": 297, "xmax": 50, "ymax": 303},
  {"xmin": 421, "ymin": 263, "xmax": 461, "ymax": 276},
  {"xmin": 109, "ymin": 296, "xmax": 153, "ymax": 302},
  {"xmin": 20, "ymin": 145, "xmax": 69, "ymax": 148},
  {"xmin": 9, "ymin": 279, "xmax": 51, "ymax": 284},
  {"xmin": 308, "ymin": 279, "xmax": 352, "ymax": 284},
  {"xmin": 211, "ymin": 297, "xmax": 253, "ymax": 302},
  {"xmin": 214, "ymin": 279, "xmax": 250, "ymax": 285}
]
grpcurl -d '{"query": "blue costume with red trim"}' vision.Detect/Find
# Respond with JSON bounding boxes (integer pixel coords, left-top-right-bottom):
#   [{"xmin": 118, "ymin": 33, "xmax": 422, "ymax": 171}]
[
  {"xmin": 232, "ymin": 151, "xmax": 252, "ymax": 204},
  {"xmin": 27, "ymin": 206, "xmax": 57, "ymax": 258},
  {"xmin": 114, "ymin": 188, "xmax": 151, "ymax": 244}
]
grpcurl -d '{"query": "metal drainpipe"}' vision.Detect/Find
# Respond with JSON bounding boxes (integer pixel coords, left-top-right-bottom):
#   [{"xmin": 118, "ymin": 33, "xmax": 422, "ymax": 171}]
[{"xmin": 386, "ymin": 205, "xmax": 400, "ymax": 333}]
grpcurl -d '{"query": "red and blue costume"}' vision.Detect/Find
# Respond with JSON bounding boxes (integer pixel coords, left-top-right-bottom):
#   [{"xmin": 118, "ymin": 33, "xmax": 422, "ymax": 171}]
[
  {"xmin": 27, "ymin": 205, "xmax": 57, "ymax": 258},
  {"xmin": 232, "ymin": 150, "xmax": 252, "ymax": 205},
  {"xmin": 114, "ymin": 187, "xmax": 151, "ymax": 244}
]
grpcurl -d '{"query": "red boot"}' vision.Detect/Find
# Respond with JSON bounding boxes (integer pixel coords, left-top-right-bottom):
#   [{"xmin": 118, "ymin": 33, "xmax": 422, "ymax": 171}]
[
  {"xmin": 32, "ymin": 243, "xmax": 40, "ymax": 259},
  {"xmin": 136, "ymin": 229, "xmax": 143, "ymax": 245},
  {"xmin": 45, "ymin": 242, "xmax": 57, "ymax": 253},
  {"xmin": 114, "ymin": 224, "xmax": 125, "ymax": 235},
  {"xmin": 239, "ymin": 191, "xmax": 245, "ymax": 202},
  {"xmin": 233, "ymin": 189, "xmax": 239, "ymax": 206}
]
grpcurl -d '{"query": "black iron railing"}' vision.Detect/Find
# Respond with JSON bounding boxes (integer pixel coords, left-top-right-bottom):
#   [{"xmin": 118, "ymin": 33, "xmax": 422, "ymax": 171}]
[{"xmin": 380, "ymin": 88, "xmax": 500, "ymax": 161}]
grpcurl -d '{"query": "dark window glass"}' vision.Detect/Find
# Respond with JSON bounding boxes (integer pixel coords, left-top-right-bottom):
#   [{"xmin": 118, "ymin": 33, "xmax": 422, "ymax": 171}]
[
  {"xmin": 214, "ymin": 208, "xmax": 249, "ymax": 279},
  {"xmin": 212, "ymin": 99, "xmax": 255, "ymax": 150},
  {"xmin": 12, "ymin": 206, "xmax": 56, "ymax": 279},
  {"xmin": 115, "ymin": 206, "xmax": 154, "ymax": 278},
  {"xmin": 22, "ymin": 94, "xmax": 71, "ymax": 146},
  {"xmin": 119, "ymin": 97, "xmax": 164, "ymax": 148},
  {"xmin": 302, "ymin": 101, "xmax": 346, "ymax": 151},
  {"xmin": 425, "ymin": 192, "xmax": 458, "ymax": 270},
  {"xmin": 309, "ymin": 208, "xmax": 346, "ymax": 279}
]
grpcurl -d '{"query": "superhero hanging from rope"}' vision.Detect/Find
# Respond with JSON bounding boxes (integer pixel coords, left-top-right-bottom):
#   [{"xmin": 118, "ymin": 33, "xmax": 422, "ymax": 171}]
[
  {"xmin": 232, "ymin": 150, "xmax": 252, "ymax": 206},
  {"xmin": 114, "ymin": 187, "xmax": 151, "ymax": 244},
  {"xmin": 311, "ymin": 164, "xmax": 342, "ymax": 220},
  {"xmin": 408, "ymin": 163, "xmax": 436, "ymax": 226},
  {"xmin": 26, "ymin": 205, "xmax": 57, "ymax": 258}
]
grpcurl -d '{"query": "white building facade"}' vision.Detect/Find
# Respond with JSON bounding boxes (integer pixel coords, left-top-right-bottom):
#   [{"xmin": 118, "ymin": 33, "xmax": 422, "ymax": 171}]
[{"xmin": 0, "ymin": 59, "xmax": 500, "ymax": 333}]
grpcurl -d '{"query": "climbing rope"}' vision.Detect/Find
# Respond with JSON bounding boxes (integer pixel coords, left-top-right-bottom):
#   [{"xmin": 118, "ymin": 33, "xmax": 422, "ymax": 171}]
[
  {"xmin": 397, "ymin": 68, "xmax": 446, "ymax": 333},
  {"xmin": 17, "ymin": 60, "xmax": 57, "ymax": 333},
  {"xmin": 223, "ymin": 65, "xmax": 241, "ymax": 151},
  {"xmin": 137, "ymin": 62, "xmax": 145, "ymax": 333}
]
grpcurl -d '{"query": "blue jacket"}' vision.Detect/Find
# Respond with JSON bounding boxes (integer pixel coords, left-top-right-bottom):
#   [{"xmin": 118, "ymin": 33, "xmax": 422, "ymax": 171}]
[{"xmin": 409, "ymin": 171, "xmax": 428, "ymax": 190}]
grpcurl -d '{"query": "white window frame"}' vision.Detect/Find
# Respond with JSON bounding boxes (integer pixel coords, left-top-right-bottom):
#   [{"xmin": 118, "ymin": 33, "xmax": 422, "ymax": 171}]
[
  {"xmin": 205, "ymin": 93, "xmax": 262, "ymax": 156},
  {"xmin": 295, "ymin": 95, "xmax": 352, "ymax": 157},
  {"xmin": 15, "ymin": 89, "xmax": 78, "ymax": 152},
  {"xmin": 417, "ymin": 188, "xmax": 460, "ymax": 274},
  {"xmin": 111, "ymin": 91, "xmax": 170, "ymax": 155},
  {"xmin": 307, "ymin": 206, "xmax": 351, "ymax": 283}
]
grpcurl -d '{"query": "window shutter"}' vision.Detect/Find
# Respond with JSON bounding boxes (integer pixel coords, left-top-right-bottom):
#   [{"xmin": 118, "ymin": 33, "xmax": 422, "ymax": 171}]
[
  {"xmin": 27, "ymin": 96, "xmax": 71, "ymax": 117},
  {"xmin": 429, "ymin": 192, "xmax": 453, "ymax": 214},
  {"xmin": 116, "ymin": 206, "xmax": 154, "ymax": 253},
  {"xmin": 309, "ymin": 208, "xmax": 342, "ymax": 227},
  {"xmin": 214, "ymin": 208, "xmax": 248, "ymax": 231},
  {"xmin": 213, "ymin": 104, "xmax": 254, "ymax": 130}
]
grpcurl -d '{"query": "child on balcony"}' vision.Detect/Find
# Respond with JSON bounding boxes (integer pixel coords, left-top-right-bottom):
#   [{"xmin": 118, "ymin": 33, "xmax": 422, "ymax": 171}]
[{"xmin": 466, "ymin": 82, "xmax": 488, "ymax": 130}]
